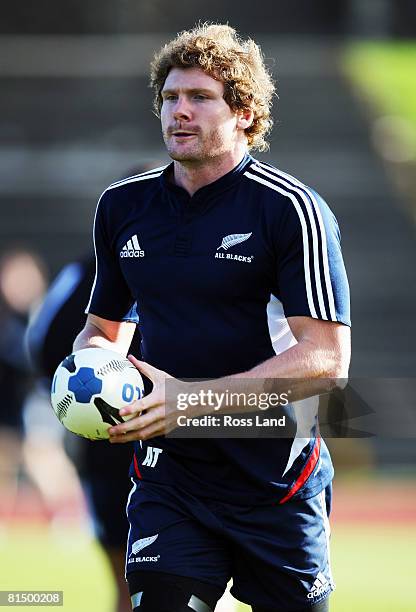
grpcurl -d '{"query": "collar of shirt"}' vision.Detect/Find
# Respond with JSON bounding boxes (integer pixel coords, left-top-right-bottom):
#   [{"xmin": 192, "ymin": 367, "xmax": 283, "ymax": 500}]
[{"xmin": 159, "ymin": 152, "xmax": 254, "ymax": 215}]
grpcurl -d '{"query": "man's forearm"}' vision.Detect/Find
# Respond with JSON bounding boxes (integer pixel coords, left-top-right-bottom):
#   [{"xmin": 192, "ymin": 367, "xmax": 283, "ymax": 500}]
[
  {"xmin": 72, "ymin": 314, "xmax": 137, "ymax": 356},
  {"xmin": 240, "ymin": 337, "xmax": 348, "ymax": 380},
  {"xmin": 182, "ymin": 338, "xmax": 348, "ymax": 418},
  {"xmin": 73, "ymin": 323, "xmax": 128, "ymax": 355}
]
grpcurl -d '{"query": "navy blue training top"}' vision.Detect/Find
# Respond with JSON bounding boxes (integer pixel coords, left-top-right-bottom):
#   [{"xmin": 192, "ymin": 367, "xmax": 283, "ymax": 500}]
[{"xmin": 86, "ymin": 153, "xmax": 350, "ymax": 505}]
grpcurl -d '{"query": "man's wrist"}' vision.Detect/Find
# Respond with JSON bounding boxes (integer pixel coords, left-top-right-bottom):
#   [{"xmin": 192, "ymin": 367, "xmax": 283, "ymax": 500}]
[{"xmin": 169, "ymin": 375, "xmax": 273, "ymax": 419}]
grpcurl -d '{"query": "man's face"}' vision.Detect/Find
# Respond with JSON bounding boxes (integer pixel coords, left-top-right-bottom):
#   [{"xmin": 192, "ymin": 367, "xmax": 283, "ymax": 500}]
[{"xmin": 160, "ymin": 67, "xmax": 242, "ymax": 163}]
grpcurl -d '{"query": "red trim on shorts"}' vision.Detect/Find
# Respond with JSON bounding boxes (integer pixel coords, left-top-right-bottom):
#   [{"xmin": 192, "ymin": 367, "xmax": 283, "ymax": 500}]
[
  {"xmin": 133, "ymin": 453, "xmax": 142, "ymax": 479},
  {"xmin": 279, "ymin": 437, "xmax": 321, "ymax": 504}
]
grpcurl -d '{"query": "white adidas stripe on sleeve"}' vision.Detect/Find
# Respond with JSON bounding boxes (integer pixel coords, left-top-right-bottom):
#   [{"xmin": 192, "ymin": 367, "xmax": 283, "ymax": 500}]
[
  {"xmin": 257, "ymin": 162, "xmax": 336, "ymax": 320},
  {"xmin": 244, "ymin": 164, "xmax": 337, "ymax": 322},
  {"xmin": 245, "ymin": 170, "xmax": 319, "ymax": 319},
  {"xmin": 85, "ymin": 189, "xmax": 105, "ymax": 313}
]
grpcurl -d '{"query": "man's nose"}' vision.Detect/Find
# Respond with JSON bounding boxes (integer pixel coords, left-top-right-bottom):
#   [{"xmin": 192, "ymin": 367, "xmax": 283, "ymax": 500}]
[{"xmin": 173, "ymin": 96, "xmax": 191, "ymax": 121}]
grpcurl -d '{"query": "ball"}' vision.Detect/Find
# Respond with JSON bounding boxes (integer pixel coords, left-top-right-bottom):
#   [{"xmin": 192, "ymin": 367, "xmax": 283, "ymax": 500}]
[{"xmin": 50, "ymin": 348, "xmax": 144, "ymax": 440}]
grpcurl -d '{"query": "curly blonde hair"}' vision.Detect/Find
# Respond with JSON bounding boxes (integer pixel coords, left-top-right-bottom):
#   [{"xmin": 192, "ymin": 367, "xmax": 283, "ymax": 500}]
[{"xmin": 150, "ymin": 23, "xmax": 276, "ymax": 152}]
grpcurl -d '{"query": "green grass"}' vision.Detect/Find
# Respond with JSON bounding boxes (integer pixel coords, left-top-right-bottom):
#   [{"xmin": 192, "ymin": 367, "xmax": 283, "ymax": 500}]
[
  {"xmin": 330, "ymin": 525, "xmax": 415, "ymax": 612},
  {"xmin": 1, "ymin": 523, "xmax": 415, "ymax": 611},
  {"xmin": 0, "ymin": 525, "xmax": 116, "ymax": 611},
  {"xmin": 343, "ymin": 41, "xmax": 416, "ymax": 157}
]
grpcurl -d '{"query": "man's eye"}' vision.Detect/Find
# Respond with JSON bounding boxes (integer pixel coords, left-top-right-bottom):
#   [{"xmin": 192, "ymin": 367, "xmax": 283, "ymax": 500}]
[
  {"xmin": 194, "ymin": 95, "xmax": 207, "ymax": 100},
  {"xmin": 164, "ymin": 95, "xmax": 177, "ymax": 101}
]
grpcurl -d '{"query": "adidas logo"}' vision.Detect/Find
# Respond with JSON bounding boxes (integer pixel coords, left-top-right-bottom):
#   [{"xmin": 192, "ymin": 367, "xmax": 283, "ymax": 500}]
[
  {"xmin": 307, "ymin": 572, "xmax": 331, "ymax": 599},
  {"xmin": 120, "ymin": 234, "xmax": 145, "ymax": 258}
]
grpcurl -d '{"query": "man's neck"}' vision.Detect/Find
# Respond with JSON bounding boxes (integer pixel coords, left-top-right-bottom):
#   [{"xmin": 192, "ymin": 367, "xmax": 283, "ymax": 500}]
[{"xmin": 172, "ymin": 147, "xmax": 247, "ymax": 197}]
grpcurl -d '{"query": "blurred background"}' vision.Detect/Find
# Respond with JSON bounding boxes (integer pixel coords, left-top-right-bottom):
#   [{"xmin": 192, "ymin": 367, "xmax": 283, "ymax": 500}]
[{"xmin": 0, "ymin": 1, "xmax": 415, "ymax": 611}]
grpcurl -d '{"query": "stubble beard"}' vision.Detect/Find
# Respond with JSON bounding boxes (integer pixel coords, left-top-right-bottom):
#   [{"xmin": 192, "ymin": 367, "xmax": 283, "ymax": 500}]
[
  {"xmin": 164, "ymin": 133, "xmax": 204, "ymax": 164},
  {"xmin": 164, "ymin": 129, "xmax": 228, "ymax": 166}
]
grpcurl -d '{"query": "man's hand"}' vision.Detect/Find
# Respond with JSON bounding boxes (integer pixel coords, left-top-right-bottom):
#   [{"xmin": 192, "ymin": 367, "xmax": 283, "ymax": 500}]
[{"xmin": 108, "ymin": 355, "xmax": 178, "ymax": 443}]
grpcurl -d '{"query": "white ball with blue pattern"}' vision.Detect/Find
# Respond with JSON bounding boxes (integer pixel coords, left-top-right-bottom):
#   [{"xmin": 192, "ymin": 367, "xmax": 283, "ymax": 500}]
[{"xmin": 50, "ymin": 348, "xmax": 144, "ymax": 440}]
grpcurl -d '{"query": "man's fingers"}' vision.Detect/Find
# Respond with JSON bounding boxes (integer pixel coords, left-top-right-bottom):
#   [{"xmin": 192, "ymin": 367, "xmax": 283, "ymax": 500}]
[
  {"xmin": 119, "ymin": 388, "xmax": 163, "ymax": 416},
  {"xmin": 109, "ymin": 420, "xmax": 165, "ymax": 443},
  {"xmin": 128, "ymin": 355, "xmax": 167, "ymax": 381},
  {"xmin": 119, "ymin": 398, "xmax": 149, "ymax": 416},
  {"xmin": 136, "ymin": 423, "xmax": 165, "ymax": 441},
  {"xmin": 109, "ymin": 406, "xmax": 164, "ymax": 436},
  {"xmin": 108, "ymin": 357, "xmax": 171, "ymax": 442}
]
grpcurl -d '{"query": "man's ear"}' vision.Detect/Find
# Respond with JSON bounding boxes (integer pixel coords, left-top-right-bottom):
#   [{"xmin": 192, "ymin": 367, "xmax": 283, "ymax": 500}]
[{"xmin": 237, "ymin": 108, "xmax": 254, "ymax": 130}]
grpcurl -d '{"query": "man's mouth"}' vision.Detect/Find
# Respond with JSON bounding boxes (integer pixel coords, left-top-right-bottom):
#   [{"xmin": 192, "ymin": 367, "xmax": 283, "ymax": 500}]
[{"xmin": 171, "ymin": 131, "xmax": 197, "ymax": 138}]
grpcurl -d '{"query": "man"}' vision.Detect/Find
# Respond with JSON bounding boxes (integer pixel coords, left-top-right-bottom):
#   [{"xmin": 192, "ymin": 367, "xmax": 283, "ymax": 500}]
[
  {"xmin": 26, "ymin": 255, "xmax": 138, "ymax": 612},
  {"xmin": 74, "ymin": 23, "xmax": 350, "ymax": 612},
  {"xmin": 26, "ymin": 164, "xmax": 155, "ymax": 612}
]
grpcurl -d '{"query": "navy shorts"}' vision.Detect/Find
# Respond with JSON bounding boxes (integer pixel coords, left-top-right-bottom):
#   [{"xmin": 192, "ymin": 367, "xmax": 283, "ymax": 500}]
[{"xmin": 125, "ymin": 479, "xmax": 335, "ymax": 611}]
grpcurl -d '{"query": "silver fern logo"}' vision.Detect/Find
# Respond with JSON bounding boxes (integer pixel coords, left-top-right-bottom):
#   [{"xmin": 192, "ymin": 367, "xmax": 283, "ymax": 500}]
[
  {"xmin": 214, "ymin": 232, "xmax": 254, "ymax": 263},
  {"xmin": 217, "ymin": 232, "xmax": 252, "ymax": 251},
  {"xmin": 130, "ymin": 534, "xmax": 159, "ymax": 556}
]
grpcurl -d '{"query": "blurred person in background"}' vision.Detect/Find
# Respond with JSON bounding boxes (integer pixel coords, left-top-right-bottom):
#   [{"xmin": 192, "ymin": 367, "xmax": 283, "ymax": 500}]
[
  {"xmin": 0, "ymin": 248, "xmax": 84, "ymax": 533},
  {"xmin": 0, "ymin": 249, "xmax": 46, "ymax": 523},
  {"xmin": 25, "ymin": 163, "xmax": 161, "ymax": 612},
  {"xmin": 26, "ymin": 254, "xmax": 137, "ymax": 612}
]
